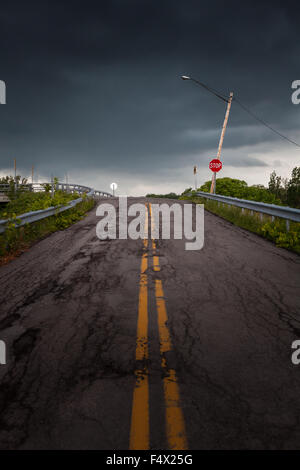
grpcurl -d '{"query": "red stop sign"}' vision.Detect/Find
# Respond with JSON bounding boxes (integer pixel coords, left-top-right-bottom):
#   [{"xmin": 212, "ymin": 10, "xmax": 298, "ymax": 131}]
[{"xmin": 209, "ymin": 159, "xmax": 222, "ymax": 172}]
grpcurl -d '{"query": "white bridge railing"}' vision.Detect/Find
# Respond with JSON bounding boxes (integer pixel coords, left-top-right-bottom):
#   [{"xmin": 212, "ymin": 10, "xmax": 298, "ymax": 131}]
[
  {"xmin": 0, "ymin": 182, "xmax": 112, "ymax": 197},
  {"xmin": 0, "ymin": 183, "xmax": 112, "ymax": 234}
]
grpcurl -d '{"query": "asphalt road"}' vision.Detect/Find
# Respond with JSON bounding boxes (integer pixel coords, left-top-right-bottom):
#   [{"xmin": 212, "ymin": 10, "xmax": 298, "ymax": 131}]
[{"xmin": 0, "ymin": 197, "xmax": 300, "ymax": 450}]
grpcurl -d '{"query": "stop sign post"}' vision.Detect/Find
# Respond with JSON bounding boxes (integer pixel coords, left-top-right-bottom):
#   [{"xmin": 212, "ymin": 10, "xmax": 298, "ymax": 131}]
[{"xmin": 209, "ymin": 159, "xmax": 222, "ymax": 172}]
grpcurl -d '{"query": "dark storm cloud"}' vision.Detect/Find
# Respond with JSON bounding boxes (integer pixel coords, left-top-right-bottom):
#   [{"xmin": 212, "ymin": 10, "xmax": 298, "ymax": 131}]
[{"xmin": 0, "ymin": 0, "xmax": 299, "ymax": 181}]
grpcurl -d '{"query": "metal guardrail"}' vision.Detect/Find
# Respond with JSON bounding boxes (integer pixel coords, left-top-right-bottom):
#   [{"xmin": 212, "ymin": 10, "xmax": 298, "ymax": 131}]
[
  {"xmin": 0, "ymin": 183, "xmax": 112, "ymax": 234},
  {"xmin": 0, "ymin": 194, "xmax": 88, "ymax": 234},
  {"xmin": 192, "ymin": 191, "xmax": 300, "ymax": 230},
  {"xmin": 94, "ymin": 189, "xmax": 114, "ymax": 197},
  {"xmin": 0, "ymin": 183, "xmax": 32, "ymax": 192},
  {"xmin": 0, "ymin": 193, "xmax": 10, "ymax": 203},
  {"xmin": 33, "ymin": 183, "xmax": 93, "ymax": 194},
  {"xmin": 0, "ymin": 182, "xmax": 113, "ymax": 197}
]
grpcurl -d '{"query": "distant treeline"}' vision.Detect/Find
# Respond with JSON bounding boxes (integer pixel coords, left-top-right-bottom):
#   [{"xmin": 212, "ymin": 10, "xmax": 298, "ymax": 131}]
[{"xmin": 146, "ymin": 192, "xmax": 179, "ymax": 199}]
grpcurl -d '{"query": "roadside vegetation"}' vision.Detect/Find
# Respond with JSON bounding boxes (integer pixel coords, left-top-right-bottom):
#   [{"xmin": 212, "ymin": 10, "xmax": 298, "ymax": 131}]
[
  {"xmin": 183, "ymin": 167, "xmax": 300, "ymax": 208},
  {"xmin": 0, "ymin": 190, "xmax": 80, "ymax": 219},
  {"xmin": 0, "ymin": 175, "xmax": 95, "ymax": 263},
  {"xmin": 194, "ymin": 178, "xmax": 282, "ymax": 204},
  {"xmin": 181, "ymin": 193, "xmax": 300, "ymax": 254},
  {"xmin": 181, "ymin": 168, "xmax": 300, "ymax": 254}
]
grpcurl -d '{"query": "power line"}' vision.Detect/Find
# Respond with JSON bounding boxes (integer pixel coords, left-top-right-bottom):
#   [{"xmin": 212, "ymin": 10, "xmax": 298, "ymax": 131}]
[
  {"xmin": 189, "ymin": 77, "xmax": 229, "ymax": 103},
  {"xmin": 233, "ymin": 96, "xmax": 300, "ymax": 149},
  {"xmin": 187, "ymin": 76, "xmax": 300, "ymax": 148}
]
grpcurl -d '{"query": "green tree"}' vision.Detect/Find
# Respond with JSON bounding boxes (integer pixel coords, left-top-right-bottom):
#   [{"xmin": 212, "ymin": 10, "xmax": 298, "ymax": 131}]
[
  {"xmin": 268, "ymin": 171, "xmax": 282, "ymax": 197},
  {"xmin": 287, "ymin": 167, "xmax": 300, "ymax": 208},
  {"xmin": 198, "ymin": 177, "xmax": 248, "ymax": 197},
  {"xmin": 42, "ymin": 183, "xmax": 51, "ymax": 193},
  {"xmin": 194, "ymin": 177, "xmax": 281, "ymax": 204},
  {"xmin": 181, "ymin": 187, "xmax": 193, "ymax": 195}
]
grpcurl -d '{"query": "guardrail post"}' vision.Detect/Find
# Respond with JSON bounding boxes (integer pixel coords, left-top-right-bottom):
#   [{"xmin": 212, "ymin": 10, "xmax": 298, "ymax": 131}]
[{"xmin": 286, "ymin": 220, "xmax": 290, "ymax": 231}]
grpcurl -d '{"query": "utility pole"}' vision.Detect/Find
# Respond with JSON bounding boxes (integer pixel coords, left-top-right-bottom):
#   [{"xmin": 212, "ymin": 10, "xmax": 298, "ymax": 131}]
[
  {"xmin": 32, "ymin": 165, "xmax": 34, "ymax": 184},
  {"xmin": 51, "ymin": 174, "xmax": 54, "ymax": 197},
  {"xmin": 65, "ymin": 172, "xmax": 69, "ymax": 192},
  {"xmin": 210, "ymin": 92, "xmax": 234, "ymax": 194},
  {"xmin": 181, "ymin": 76, "xmax": 234, "ymax": 195},
  {"xmin": 193, "ymin": 165, "xmax": 197, "ymax": 190},
  {"xmin": 14, "ymin": 158, "xmax": 17, "ymax": 192}
]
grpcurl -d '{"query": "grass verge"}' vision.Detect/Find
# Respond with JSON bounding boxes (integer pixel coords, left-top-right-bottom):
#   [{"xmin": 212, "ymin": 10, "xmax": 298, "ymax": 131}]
[
  {"xmin": 0, "ymin": 197, "xmax": 95, "ymax": 265},
  {"xmin": 180, "ymin": 195, "xmax": 300, "ymax": 255}
]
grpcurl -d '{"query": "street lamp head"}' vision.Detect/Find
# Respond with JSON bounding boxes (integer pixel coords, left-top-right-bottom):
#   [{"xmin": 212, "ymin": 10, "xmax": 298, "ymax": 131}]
[{"xmin": 181, "ymin": 75, "xmax": 191, "ymax": 80}]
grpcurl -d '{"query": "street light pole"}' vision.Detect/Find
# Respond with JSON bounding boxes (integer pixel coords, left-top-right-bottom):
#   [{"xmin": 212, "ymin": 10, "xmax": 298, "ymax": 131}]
[{"xmin": 210, "ymin": 91, "xmax": 233, "ymax": 194}]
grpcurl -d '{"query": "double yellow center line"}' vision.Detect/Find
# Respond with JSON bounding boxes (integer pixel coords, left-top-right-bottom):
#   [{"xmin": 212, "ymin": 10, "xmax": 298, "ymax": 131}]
[
  {"xmin": 130, "ymin": 204, "xmax": 187, "ymax": 450},
  {"xmin": 129, "ymin": 213, "xmax": 149, "ymax": 450}
]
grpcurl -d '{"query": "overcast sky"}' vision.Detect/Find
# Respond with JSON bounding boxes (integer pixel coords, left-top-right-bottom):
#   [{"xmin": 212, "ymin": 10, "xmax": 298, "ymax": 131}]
[{"xmin": 0, "ymin": 0, "xmax": 299, "ymax": 195}]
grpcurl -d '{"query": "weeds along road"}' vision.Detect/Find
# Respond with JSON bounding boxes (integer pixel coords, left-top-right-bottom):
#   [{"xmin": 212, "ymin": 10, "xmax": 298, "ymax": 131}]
[{"xmin": 0, "ymin": 197, "xmax": 300, "ymax": 450}]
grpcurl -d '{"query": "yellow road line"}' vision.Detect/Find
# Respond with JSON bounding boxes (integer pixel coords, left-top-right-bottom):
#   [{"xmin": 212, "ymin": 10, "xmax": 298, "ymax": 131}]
[
  {"xmin": 152, "ymin": 240, "xmax": 160, "ymax": 272},
  {"xmin": 155, "ymin": 279, "xmax": 188, "ymax": 450},
  {"xmin": 150, "ymin": 204, "xmax": 188, "ymax": 450},
  {"xmin": 130, "ymin": 210, "xmax": 149, "ymax": 450}
]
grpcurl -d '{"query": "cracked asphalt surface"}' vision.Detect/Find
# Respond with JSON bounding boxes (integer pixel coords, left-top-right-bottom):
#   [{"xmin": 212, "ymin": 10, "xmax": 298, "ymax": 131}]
[{"xmin": 0, "ymin": 197, "xmax": 300, "ymax": 450}]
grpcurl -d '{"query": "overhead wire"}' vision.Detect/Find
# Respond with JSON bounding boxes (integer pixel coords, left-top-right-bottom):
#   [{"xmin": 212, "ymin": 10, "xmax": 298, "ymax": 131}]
[
  {"xmin": 189, "ymin": 77, "xmax": 300, "ymax": 148},
  {"xmin": 233, "ymin": 96, "xmax": 300, "ymax": 148}
]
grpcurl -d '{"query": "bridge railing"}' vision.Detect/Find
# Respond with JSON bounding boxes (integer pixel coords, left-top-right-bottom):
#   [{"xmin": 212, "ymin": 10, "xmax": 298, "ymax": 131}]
[
  {"xmin": 0, "ymin": 182, "xmax": 113, "ymax": 196},
  {"xmin": 191, "ymin": 191, "xmax": 300, "ymax": 231},
  {"xmin": 0, "ymin": 183, "xmax": 112, "ymax": 234},
  {"xmin": 0, "ymin": 183, "xmax": 32, "ymax": 192}
]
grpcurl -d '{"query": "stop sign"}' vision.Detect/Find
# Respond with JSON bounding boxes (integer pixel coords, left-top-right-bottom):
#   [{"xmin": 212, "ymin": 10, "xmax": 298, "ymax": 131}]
[{"xmin": 209, "ymin": 159, "xmax": 222, "ymax": 172}]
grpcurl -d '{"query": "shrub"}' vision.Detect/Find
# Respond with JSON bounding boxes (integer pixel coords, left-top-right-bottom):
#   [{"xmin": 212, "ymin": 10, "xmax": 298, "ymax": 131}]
[
  {"xmin": 195, "ymin": 177, "xmax": 281, "ymax": 204},
  {"xmin": 0, "ymin": 198, "xmax": 95, "ymax": 260},
  {"xmin": 180, "ymin": 194, "xmax": 300, "ymax": 254}
]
